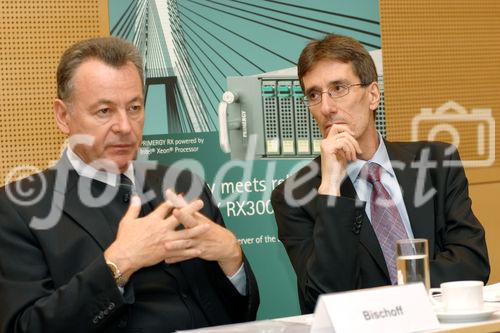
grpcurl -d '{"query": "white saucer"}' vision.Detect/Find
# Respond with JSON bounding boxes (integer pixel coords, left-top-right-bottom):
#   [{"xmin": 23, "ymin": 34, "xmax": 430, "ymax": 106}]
[{"xmin": 434, "ymin": 305, "xmax": 498, "ymax": 323}]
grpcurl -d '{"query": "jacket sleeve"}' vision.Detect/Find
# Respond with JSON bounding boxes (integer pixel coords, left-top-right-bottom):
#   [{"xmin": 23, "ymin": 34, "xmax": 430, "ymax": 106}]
[
  {"xmin": 271, "ymin": 182, "xmax": 364, "ymax": 313},
  {"xmin": 195, "ymin": 180, "xmax": 259, "ymax": 323},
  {"xmin": 0, "ymin": 192, "xmax": 127, "ymax": 333},
  {"xmin": 429, "ymin": 145, "xmax": 490, "ymax": 285}
]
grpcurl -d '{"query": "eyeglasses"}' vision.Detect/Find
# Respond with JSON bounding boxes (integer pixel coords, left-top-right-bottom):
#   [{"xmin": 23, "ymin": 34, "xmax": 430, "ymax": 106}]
[{"xmin": 302, "ymin": 83, "xmax": 369, "ymax": 107}]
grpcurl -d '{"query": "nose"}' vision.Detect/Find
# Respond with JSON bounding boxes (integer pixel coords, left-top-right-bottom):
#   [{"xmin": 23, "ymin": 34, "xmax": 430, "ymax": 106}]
[
  {"xmin": 111, "ymin": 110, "xmax": 132, "ymax": 134},
  {"xmin": 318, "ymin": 92, "xmax": 339, "ymax": 116}
]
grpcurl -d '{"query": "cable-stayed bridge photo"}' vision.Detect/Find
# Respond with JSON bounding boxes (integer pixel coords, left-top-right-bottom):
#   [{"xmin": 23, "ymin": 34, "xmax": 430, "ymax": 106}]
[{"xmin": 109, "ymin": 0, "xmax": 380, "ymax": 134}]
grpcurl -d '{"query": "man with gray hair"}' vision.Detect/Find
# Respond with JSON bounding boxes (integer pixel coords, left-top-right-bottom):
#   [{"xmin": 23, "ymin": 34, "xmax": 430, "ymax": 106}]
[{"xmin": 0, "ymin": 37, "xmax": 258, "ymax": 332}]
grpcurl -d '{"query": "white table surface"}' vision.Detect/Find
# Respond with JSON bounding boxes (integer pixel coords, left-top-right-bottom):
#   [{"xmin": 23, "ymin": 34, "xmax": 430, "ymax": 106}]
[{"xmin": 178, "ymin": 284, "xmax": 500, "ymax": 333}]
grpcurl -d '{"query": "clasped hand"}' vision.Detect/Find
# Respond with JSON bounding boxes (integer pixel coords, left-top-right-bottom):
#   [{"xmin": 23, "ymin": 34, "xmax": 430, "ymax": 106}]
[{"xmin": 104, "ymin": 189, "xmax": 242, "ymax": 281}]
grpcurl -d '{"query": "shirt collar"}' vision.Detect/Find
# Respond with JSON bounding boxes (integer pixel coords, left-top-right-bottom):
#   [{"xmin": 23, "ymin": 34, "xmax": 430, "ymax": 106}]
[
  {"xmin": 66, "ymin": 147, "xmax": 135, "ymax": 187},
  {"xmin": 346, "ymin": 132, "xmax": 395, "ymax": 183}
]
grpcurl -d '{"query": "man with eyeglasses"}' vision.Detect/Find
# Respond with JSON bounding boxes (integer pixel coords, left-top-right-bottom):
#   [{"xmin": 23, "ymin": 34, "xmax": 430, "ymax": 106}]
[{"xmin": 271, "ymin": 33, "xmax": 489, "ymax": 314}]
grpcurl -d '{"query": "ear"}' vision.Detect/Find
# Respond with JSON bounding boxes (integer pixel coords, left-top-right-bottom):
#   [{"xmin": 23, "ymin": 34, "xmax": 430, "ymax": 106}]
[
  {"xmin": 53, "ymin": 99, "xmax": 71, "ymax": 135},
  {"xmin": 367, "ymin": 81, "xmax": 381, "ymax": 112}
]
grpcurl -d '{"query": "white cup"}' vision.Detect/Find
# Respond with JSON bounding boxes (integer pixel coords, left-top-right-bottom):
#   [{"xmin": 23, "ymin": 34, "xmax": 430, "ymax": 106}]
[{"xmin": 429, "ymin": 280, "xmax": 484, "ymax": 312}]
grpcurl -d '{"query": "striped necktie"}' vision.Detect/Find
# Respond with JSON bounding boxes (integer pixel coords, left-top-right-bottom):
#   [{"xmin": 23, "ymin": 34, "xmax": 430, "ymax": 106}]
[{"xmin": 360, "ymin": 162, "xmax": 408, "ymax": 284}]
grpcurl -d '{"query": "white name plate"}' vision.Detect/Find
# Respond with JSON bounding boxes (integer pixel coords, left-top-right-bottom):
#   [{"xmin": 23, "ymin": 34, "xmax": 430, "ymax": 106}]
[{"xmin": 311, "ymin": 283, "xmax": 439, "ymax": 333}]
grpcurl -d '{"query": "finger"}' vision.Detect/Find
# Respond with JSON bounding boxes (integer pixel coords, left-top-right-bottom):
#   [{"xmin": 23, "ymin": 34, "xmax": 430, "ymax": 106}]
[
  {"xmin": 164, "ymin": 249, "xmax": 201, "ymax": 264},
  {"xmin": 165, "ymin": 189, "xmax": 187, "ymax": 208},
  {"xmin": 177, "ymin": 193, "xmax": 188, "ymax": 206},
  {"xmin": 320, "ymin": 140, "xmax": 343, "ymax": 161},
  {"xmin": 328, "ymin": 124, "xmax": 355, "ymax": 137},
  {"xmin": 121, "ymin": 195, "xmax": 142, "ymax": 222},
  {"xmin": 325, "ymin": 130, "xmax": 356, "ymax": 157},
  {"xmin": 149, "ymin": 200, "xmax": 174, "ymax": 219},
  {"xmin": 334, "ymin": 148, "xmax": 348, "ymax": 162},
  {"xmin": 163, "ymin": 214, "xmax": 181, "ymax": 230},
  {"xmin": 164, "ymin": 239, "xmax": 193, "ymax": 252},
  {"xmin": 188, "ymin": 212, "xmax": 212, "ymax": 229},
  {"xmin": 174, "ymin": 209, "xmax": 200, "ymax": 229},
  {"xmin": 330, "ymin": 132, "xmax": 360, "ymax": 160},
  {"xmin": 339, "ymin": 142, "xmax": 355, "ymax": 161},
  {"xmin": 337, "ymin": 137, "xmax": 357, "ymax": 161},
  {"xmin": 327, "ymin": 135, "xmax": 354, "ymax": 160},
  {"xmin": 340, "ymin": 132, "xmax": 362, "ymax": 155},
  {"xmin": 169, "ymin": 222, "xmax": 210, "ymax": 240},
  {"xmin": 326, "ymin": 126, "xmax": 340, "ymax": 139},
  {"xmin": 327, "ymin": 124, "xmax": 342, "ymax": 136},
  {"xmin": 173, "ymin": 200, "xmax": 205, "ymax": 228}
]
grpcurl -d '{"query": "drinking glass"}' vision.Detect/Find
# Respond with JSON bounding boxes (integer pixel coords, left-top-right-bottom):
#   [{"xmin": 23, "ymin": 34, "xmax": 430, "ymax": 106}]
[{"xmin": 396, "ymin": 238, "xmax": 430, "ymax": 289}]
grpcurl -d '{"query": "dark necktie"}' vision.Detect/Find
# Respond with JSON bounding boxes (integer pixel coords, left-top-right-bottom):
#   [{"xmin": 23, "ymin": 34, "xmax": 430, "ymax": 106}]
[
  {"xmin": 119, "ymin": 174, "xmax": 152, "ymax": 217},
  {"xmin": 360, "ymin": 162, "xmax": 408, "ymax": 284},
  {"xmin": 119, "ymin": 174, "xmax": 134, "ymax": 204}
]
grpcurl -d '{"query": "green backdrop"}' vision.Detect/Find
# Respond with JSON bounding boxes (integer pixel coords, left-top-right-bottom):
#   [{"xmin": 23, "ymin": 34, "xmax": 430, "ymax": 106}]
[{"xmin": 109, "ymin": 0, "xmax": 380, "ymax": 319}]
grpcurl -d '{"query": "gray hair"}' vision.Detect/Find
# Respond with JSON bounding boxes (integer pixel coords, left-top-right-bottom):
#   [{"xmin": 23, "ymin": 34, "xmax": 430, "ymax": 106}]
[{"xmin": 56, "ymin": 36, "xmax": 144, "ymax": 100}]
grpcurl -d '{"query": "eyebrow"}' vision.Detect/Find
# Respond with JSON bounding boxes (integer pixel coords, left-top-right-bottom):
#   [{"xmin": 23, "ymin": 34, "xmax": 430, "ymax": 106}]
[
  {"xmin": 88, "ymin": 96, "xmax": 144, "ymax": 109},
  {"xmin": 128, "ymin": 96, "xmax": 144, "ymax": 104},
  {"xmin": 305, "ymin": 80, "xmax": 349, "ymax": 95}
]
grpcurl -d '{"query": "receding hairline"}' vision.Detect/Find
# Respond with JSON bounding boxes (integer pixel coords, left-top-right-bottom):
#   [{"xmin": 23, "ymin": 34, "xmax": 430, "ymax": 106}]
[
  {"xmin": 64, "ymin": 58, "xmax": 143, "ymax": 101},
  {"xmin": 57, "ymin": 36, "xmax": 144, "ymax": 101}
]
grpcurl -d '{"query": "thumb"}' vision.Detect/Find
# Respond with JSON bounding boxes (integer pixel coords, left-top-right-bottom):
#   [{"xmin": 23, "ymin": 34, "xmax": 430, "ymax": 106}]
[{"xmin": 121, "ymin": 195, "xmax": 142, "ymax": 222}]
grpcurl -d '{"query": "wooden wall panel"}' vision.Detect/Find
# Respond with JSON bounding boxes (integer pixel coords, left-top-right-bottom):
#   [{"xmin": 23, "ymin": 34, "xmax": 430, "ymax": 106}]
[
  {"xmin": 380, "ymin": 0, "xmax": 500, "ymax": 283},
  {"xmin": 470, "ymin": 183, "xmax": 500, "ymax": 283},
  {"xmin": 380, "ymin": 0, "xmax": 500, "ymax": 183},
  {"xmin": 0, "ymin": 0, "xmax": 109, "ymax": 185}
]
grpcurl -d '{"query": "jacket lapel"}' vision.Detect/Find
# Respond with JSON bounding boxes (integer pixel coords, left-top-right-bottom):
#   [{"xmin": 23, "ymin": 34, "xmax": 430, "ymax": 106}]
[
  {"xmin": 316, "ymin": 156, "xmax": 390, "ymax": 280},
  {"xmin": 134, "ymin": 162, "xmax": 165, "ymax": 210},
  {"xmin": 385, "ymin": 141, "xmax": 436, "ymax": 257},
  {"xmin": 55, "ymin": 157, "xmax": 115, "ymax": 250},
  {"xmin": 342, "ymin": 177, "xmax": 391, "ymax": 280}
]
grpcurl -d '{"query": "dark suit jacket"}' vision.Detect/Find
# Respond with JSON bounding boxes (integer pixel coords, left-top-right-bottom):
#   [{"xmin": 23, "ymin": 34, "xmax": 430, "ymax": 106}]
[
  {"xmin": 0, "ymin": 156, "xmax": 259, "ymax": 332},
  {"xmin": 271, "ymin": 140, "xmax": 489, "ymax": 314}
]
